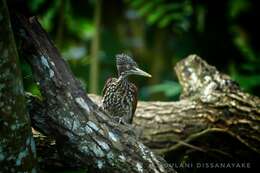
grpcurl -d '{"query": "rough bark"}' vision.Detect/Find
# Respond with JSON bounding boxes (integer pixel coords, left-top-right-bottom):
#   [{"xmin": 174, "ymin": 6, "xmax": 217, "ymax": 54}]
[
  {"xmin": 134, "ymin": 56, "xmax": 260, "ymax": 170},
  {"xmin": 13, "ymin": 14, "xmax": 175, "ymax": 173},
  {"xmin": 31, "ymin": 55, "xmax": 260, "ymax": 170},
  {"xmin": 0, "ymin": 0, "xmax": 37, "ymax": 172},
  {"xmin": 86, "ymin": 56, "xmax": 260, "ymax": 159}
]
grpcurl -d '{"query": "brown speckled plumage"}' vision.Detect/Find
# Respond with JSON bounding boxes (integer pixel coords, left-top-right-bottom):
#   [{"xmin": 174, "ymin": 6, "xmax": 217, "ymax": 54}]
[{"xmin": 102, "ymin": 54, "xmax": 151, "ymax": 124}]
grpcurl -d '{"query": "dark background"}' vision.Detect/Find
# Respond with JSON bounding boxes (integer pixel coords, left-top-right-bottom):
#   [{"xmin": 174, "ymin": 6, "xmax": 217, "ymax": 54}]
[{"xmin": 19, "ymin": 0, "xmax": 260, "ymax": 101}]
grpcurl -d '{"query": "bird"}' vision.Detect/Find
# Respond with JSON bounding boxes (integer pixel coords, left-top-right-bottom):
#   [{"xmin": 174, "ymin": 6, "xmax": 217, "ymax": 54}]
[{"xmin": 102, "ymin": 54, "xmax": 151, "ymax": 124}]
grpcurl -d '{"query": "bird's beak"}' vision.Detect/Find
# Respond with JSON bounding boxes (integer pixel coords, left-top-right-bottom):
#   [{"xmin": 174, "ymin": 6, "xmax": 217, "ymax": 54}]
[{"xmin": 131, "ymin": 67, "xmax": 152, "ymax": 77}]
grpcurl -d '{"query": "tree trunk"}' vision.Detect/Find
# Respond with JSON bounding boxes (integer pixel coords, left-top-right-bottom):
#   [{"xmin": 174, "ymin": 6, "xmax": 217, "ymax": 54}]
[
  {"xmin": 12, "ymin": 13, "xmax": 176, "ymax": 173},
  {"xmin": 0, "ymin": 0, "xmax": 37, "ymax": 172}
]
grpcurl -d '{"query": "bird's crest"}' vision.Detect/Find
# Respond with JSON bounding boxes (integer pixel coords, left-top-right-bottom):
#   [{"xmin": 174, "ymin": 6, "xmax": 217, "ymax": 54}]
[{"xmin": 116, "ymin": 54, "xmax": 137, "ymax": 67}]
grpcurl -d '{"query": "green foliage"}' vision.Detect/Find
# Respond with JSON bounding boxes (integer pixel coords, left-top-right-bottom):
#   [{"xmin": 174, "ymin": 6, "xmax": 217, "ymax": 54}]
[
  {"xmin": 38, "ymin": 1, "xmax": 61, "ymax": 31},
  {"xmin": 195, "ymin": 5, "xmax": 206, "ymax": 33},
  {"xmin": 145, "ymin": 81, "xmax": 181, "ymax": 99},
  {"xmin": 28, "ymin": 0, "xmax": 45, "ymax": 12},
  {"xmin": 33, "ymin": 0, "xmax": 94, "ymax": 40},
  {"xmin": 66, "ymin": 17, "xmax": 94, "ymax": 41},
  {"xmin": 227, "ymin": 1, "xmax": 260, "ymax": 93},
  {"xmin": 228, "ymin": 0, "xmax": 251, "ymax": 18},
  {"xmin": 128, "ymin": 0, "xmax": 193, "ymax": 30},
  {"xmin": 231, "ymin": 26, "xmax": 256, "ymax": 61},
  {"xmin": 22, "ymin": 0, "xmax": 260, "ymax": 102},
  {"xmin": 20, "ymin": 59, "xmax": 41, "ymax": 97}
]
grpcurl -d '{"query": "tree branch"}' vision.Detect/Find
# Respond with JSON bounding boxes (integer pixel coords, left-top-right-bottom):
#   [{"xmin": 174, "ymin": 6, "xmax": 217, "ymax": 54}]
[{"xmin": 13, "ymin": 14, "xmax": 175, "ymax": 173}]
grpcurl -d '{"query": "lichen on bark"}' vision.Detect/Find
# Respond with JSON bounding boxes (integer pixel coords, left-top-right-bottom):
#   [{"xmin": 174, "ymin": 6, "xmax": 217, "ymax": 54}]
[{"xmin": 0, "ymin": 0, "xmax": 37, "ymax": 172}]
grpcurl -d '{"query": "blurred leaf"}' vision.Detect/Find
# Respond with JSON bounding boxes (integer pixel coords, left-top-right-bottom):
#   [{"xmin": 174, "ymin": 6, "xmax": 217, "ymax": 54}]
[
  {"xmin": 229, "ymin": 62, "xmax": 260, "ymax": 92},
  {"xmin": 130, "ymin": 0, "xmax": 147, "ymax": 8},
  {"xmin": 158, "ymin": 13, "xmax": 183, "ymax": 28},
  {"xmin": 146, "ymin": 3, "xmax": 181, "ymax": 24},
  {"xmin": 242, "ymin": 62, "xmax": 259, "ymax": 71},
  {"xmin": 196, "ymin": 5, "xmax": 206, "ymax": 33},
  {"xmin": 66, "ymin": 16, "xmax": 94, "ymax": 41},
  {"xmin": 147, "ymin": 81, "xmax": 181, "ymax": 97},
  {"xmin": 228, "ymin": 0, "xmax": 250, "ymax": 19},
  {"xmin": 28, "ymin": 84, "xmax": 41, "ymax": 97},
  {"xmin": 235, "ymin": 75, "xmax": 260, "ymax": 91},
  {"xmin": 39, "ymin": 1, "xmax": 60, "ymax": 31},
  {"xmin": 128, "ymin": 0, "xmax": 193, "ymax": 29},
  {"xmin": 147, "ymin": 9, "xmax": 163, "ymax": 24},
  {"xmin": 183, "ymin": 1, "xmax": 193, "ymax": 15},
  {"xmin": 28, "ymin": 0, "xmax": 45, "ymax": 12},
  {"xmin": 138, "ymin": 1, "xmax": 155, "ymax": 16},
  {"xmin": 230, "ymin": 26, "xmax": 257, "ymax": 61}
]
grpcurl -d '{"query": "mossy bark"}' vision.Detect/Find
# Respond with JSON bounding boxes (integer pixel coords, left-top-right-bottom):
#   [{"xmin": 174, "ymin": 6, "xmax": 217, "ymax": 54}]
[{"xmin": 0, "ymin": 0, "xmax": 37, "ymax": 172}]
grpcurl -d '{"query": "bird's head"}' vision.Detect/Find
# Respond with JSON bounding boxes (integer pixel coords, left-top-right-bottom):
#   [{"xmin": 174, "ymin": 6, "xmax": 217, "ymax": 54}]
[{"xmin": 116, "ymin": 54, "xmax": 152, "ymax": 78}]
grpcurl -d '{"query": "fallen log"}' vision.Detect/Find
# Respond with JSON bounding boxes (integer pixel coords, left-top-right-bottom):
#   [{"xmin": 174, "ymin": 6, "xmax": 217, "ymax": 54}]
[{"xmin": 32, "ymin": 55, "xmax": 260, "ymax": 170}]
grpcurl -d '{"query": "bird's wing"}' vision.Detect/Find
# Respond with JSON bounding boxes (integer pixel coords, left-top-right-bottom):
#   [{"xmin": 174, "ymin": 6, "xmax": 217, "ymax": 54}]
[
  {"xmin": 129, "ymin": 83, "xmax": 138, "ymax": 123},
  {"xmin": 102, "ymin": 77, "xmax": 114, "ymax": 96}
]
